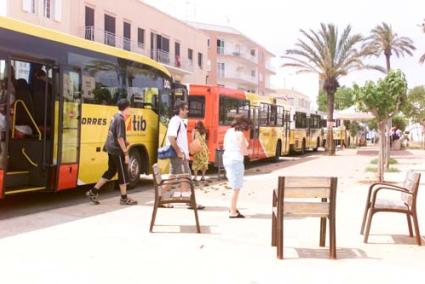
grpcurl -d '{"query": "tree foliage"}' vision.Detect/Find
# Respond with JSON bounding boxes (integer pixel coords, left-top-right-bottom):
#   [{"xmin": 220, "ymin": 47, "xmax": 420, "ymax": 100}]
[
  {"xmin": 363, "ymin": 22, "xmax": 416, "ymax": 71},
  {"xmin": 420, "ymin": 19, "xmax": 425, "ymax": 63},
  {"xmin": 403, "ymin": 86, "xmax": 425, "ymax": 126},
  {"xmin": 317, "ymin": 87, "xmax": 355, "ymax": 112},
  {"xmin": 353, "ymin": 70, "xmax": 408, "ymax": 182},
  {"xmin": 392, "ymin": 115, "xmax": 408, "ymax": 131}
]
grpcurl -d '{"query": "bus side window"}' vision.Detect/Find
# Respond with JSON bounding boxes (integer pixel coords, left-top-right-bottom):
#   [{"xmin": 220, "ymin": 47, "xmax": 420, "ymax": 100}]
[{"xmin": 188, "ymin": 95, "xmax": 205, "ymax": 118}]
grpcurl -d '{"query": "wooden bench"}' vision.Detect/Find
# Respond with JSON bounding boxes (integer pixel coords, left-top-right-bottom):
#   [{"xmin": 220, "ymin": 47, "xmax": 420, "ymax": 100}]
[
  {"xmin": 149, "ymin": 163, "xmax": 201, "ymax": 233},
  {"xmin": 361, "ymin": 170, "xmax": 421, "ymax": 245},
  {"xmin": 271, "ymin": 176, "xmax": 338, "ymax": 259}
]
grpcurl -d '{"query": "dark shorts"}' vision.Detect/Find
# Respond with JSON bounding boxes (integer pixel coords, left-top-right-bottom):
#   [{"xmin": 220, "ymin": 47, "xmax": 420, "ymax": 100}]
[
  {"xmin": 170, "ymin": 157, "xmax": 191, "ymax": 175},
  {"xmin": 102, "ymin": 153, "xmax": 129, "ymax": 185}
]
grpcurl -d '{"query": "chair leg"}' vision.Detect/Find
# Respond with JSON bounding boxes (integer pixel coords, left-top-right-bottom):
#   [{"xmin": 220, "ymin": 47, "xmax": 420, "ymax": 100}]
[
  {"xmin": 149, "ymin": 198, "xmax": 159, "ymax": 232},
  {"xmin": 319, "ymin": 217, "xmax": 326, "ymax": 247},
  {"xmin": 360, "ymin": 202, "xmax": 370, "ymax": 235},
  {"xmin": 363, "ymin": 209, "xmax": 375, "ymax": 243},
  {"xmin": 276, "ymin": 213, "xmax": 283, "ymax": 259},
  {"xmin": 406, "ymin": 213, "xmax": 413, "ymax": 237},
  {"xmin": 329, "ymin": 215, "xmax": 336, "ymax": 259},
  {"xmin": 191, "ymin": 194, "xmax": 201, "ymax": 234},
  {"xmin": 412, "ymin": 211, "xmax": 422, "ymax": 246},
  {"xmin": 271, "ymin": 211, "xmax": 276, "ymax": 247}
]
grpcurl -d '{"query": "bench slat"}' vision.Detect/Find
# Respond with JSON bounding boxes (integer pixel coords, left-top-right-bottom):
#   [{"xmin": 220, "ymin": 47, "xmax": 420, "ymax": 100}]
[
  {"xmin": 284, "ymin": 177, "xmax": 332, "ymax": 188},
  {"xmin": 284, "ymin": 187, "xmax": 330, "ymax": 198},
  {"xmin": 283, "ymin": 202, "xmax": 330, "ymax": 217}
]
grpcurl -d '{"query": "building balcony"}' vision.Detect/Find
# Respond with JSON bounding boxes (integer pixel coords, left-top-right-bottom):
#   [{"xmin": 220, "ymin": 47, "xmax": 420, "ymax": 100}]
[
  {"xmin": 218, "ymin": 48, "xmax": 258, "ymax": 64},
  {"xmin": 151, "ymin": 50, "xmax": 194, "ymax": 74},
  {"xmin": 83, "ymin": 26, "xmax": 148, "ymax": 56},
  {"xmin": 265, "ymin": 63, "xmax": 276, "ymax": 74},
  {"xmin": 82, "ymin": 27, "xmax": 193, "ymax": 75},
  {"xmin": 217, "ymin": 70, "xmax": 258, "ymax": 86}
]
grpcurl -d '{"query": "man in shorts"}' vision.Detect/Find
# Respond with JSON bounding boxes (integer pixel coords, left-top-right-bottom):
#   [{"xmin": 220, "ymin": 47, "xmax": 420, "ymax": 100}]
[
  {"xmin": 166, "ymin": 101, "xmax": 204, "ymax": 209},
  {"xmin": 86, "ymin": 98, "xmax": 137, "ymax": 205}
]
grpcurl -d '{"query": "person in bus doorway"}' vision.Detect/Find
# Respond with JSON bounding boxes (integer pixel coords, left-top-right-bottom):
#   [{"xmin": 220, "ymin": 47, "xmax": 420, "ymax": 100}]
[
  {"xmin": 86, "ymin": 98, "xmax": 137, "ymax": 205},
  {"xmin": 223, "ymin": 114, "xmax": 250, "ymax": 218},
  {"xmin": 191, "ymin": 120, "xmax": 209, "ymax": 183},
  {"xmin": 165, "ymin": 101, "xmax": 204, "ymax": 209}
]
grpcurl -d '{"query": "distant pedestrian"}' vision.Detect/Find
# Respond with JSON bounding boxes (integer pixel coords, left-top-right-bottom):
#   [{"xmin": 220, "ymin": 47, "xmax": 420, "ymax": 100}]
[
  {"xmin": 223, "ymin": 115, "xmax": 250, "ymax": 218},
  {"xmin": 191, "ymin": 121, "xmax": 209, "ymax": 182},
  {"xmin": 86, "ymin": 98, "xmax": 137, "ymax": 205}
]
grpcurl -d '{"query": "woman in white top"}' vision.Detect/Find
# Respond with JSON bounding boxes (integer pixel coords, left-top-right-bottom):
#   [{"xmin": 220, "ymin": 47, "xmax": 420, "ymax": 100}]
[{"xmin": 223, "ymin": 115, "xmax": 250, "ymax": 218}]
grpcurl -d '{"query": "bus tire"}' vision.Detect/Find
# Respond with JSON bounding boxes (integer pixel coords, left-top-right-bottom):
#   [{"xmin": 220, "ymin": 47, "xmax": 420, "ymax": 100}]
[
  {"xmin": 274, "ymin": 140, "xmax": 282, "ymax": 162},
  {"xmin": 127, "ymin": 150, "xmax": 142, "ymax": 189},
  {"xmin": 313, "ymin": 137, "xmax": 320, "ymax": 152}
]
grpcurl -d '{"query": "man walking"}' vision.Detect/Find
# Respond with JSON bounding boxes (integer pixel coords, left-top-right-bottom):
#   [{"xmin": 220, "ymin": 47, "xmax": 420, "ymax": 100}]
[{"xmin": 86, "ymin": 98, "xmax": 137, "ymax": 205}]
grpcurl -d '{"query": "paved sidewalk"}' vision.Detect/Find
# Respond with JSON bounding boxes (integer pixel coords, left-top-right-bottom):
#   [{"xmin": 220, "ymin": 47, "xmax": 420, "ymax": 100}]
[{"xmin": 0, "ymin": 147, "xmax": 424, "ymax": 283}]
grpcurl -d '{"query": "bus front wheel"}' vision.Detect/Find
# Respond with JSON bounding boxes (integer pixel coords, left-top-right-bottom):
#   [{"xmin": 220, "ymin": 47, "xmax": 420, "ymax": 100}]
[
  {"xmin": 274, "ymin": 141, "xmax": 282, "ymax": 162},
  {"xmin": 128, "ymin": 150, "xmax": 142, "ymax": 188}
]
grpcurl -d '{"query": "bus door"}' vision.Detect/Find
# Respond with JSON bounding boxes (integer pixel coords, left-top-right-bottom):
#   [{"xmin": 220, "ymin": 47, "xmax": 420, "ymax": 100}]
[
  {"xmin": 2, "ymin": 58, "xmax": 57, "ymax": 196},
  {"xmin": 249, "ymin": 105, "xmax": 260, "ymax": 159},
  {"xmin": 55, "ymin": 65, "xmax": 82, "ymax": 191}
]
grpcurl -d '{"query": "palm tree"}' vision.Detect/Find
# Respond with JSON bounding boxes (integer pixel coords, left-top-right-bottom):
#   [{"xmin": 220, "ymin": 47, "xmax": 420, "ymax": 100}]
[
  {"xmin": 282, "ymin": 23, "xmax": 368, "ymax": 155},
  {"xmin": 363, "ymin": 23, "xmax": 415, "ymax": 169},
  {"xmin": 363, "ymin": 22, "xmax": 416, "ymax": 72}
]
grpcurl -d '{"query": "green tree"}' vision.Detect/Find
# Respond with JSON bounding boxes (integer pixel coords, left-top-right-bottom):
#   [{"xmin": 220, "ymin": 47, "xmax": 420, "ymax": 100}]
[
  {"xmin": 317, "ymin": 87, "xmax": 355, "ymax": 112},
  {"xmin": 392, "ymin": 115, "xmax": 408, "ymax": 131},
  {"xmin": 363, "ymin": 22, "xmax": 415, "ymax": 169},
  {"xmin": 282, "ymin": 24, "xmax": 368, "ymax": 155},
  {"xmin": 353, "ymin": 70, "xmax": 408, "ymax": 182},
  {"xmin": 403, "ymin": 86, "xmax": 425, "ymax": 147}
]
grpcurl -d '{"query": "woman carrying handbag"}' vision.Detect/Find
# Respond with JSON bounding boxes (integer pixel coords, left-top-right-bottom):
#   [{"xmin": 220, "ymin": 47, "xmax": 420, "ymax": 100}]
[{"xmin": 190, "ymin": 121, "xmax": 209, "ymax": 183}]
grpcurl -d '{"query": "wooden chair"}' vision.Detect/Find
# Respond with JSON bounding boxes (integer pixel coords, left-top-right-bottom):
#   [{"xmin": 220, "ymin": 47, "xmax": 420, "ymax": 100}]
[
  {"xmin": 361, "ymin": 171, "xmax": 421, "ymax": 245},
  {"xmin": 271, "ymin": 176, "xmax": 338, "ymax": 259},
  {"xmin": 149, "ymin": 163, "xmax": 201, "ymax": 233}
]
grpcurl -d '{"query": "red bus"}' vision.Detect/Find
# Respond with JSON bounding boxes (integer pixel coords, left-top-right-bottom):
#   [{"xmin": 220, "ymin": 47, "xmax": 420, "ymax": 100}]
[{"xmin": 187, "ymin": 85, "xmax": 290, "ymax": 165}]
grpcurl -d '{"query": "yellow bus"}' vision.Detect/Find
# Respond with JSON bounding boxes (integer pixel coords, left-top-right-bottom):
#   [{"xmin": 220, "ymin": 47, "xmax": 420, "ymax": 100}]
[
  {"xmin": 0, "ymin": 17, "xmax": 185, "ymax": 198},
  {"xmin": 307, "ymin": 113, "xmax": 323, "ymax": 151},
  {"xmin": 289, "ymin": 111, "xmax": 308, "ymax": 154},
  {"xmin": 246, "ymin": 93, "xmax": 290, "ymax": 161}
]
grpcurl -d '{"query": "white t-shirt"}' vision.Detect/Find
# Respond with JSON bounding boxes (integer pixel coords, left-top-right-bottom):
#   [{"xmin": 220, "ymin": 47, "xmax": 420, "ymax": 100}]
[
  {"xmin": 223, "ymin": 128, "xmax": 248, "ymax": 162},
  {"xmin": 166, "ymin": 115, "xmax": 189, "ymax": 159}
]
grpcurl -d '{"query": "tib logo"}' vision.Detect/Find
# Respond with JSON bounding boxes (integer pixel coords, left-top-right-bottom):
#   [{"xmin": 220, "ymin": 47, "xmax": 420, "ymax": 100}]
[{"xmin": 127, "ymin": 115, "xmax": 147, "ymax": 132}]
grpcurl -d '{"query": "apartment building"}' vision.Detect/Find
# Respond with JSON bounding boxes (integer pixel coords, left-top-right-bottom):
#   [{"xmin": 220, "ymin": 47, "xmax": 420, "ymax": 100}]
[
  {"xmin": 1, "ymin": 0, "xmax": 209, "ymax": 84},
  {"xmin": 274, "ymin": 89, "xmax": 312, "ymax": 113},
  {"xmin": 189, "ymin": 22, "xmax": 276, "ymax": 96}
]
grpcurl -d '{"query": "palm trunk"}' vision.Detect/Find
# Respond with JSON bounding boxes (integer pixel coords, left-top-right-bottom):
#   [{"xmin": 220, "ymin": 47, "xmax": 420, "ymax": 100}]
[
  {"xmin": 378, "ymin": 121, "xmax": 386, "ymax": 182},
  {"xmin": 327, "ymin": 91, "xmax": 335, "ymax": 155}
]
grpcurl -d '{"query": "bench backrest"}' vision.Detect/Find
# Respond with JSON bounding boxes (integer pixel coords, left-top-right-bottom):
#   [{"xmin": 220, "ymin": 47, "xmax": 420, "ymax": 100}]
[
  {"xmin": 277, "ymin": 176, "xmax": 337, "ymax": 217},
  {"xmin": 402, "ymin": 171, "xmax": 421, "ymax": 207}
]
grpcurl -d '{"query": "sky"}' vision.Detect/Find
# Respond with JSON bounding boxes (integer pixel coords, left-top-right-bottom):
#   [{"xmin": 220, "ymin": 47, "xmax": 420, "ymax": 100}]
[{"xmin": 144, "ymin": 0, "xmax": 425, "ymax": 107}]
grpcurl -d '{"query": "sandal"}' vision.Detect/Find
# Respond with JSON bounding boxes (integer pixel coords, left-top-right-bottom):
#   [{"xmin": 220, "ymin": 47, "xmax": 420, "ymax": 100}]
[
  {"xmin": 120, "ymin": 197, "xmax": 138, "ymax": 205},
  {"xmin": 229, "ymin": 212, "xmax": 245, "ymax": 218}
]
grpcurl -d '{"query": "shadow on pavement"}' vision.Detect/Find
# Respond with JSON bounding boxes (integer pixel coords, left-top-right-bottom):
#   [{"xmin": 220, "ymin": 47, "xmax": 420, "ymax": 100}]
[
  {"xmin": 366, "ymin": 234, "xmax": 425, "ymax": 245},
  {"xmin": 150, "ymin": 225, "xmax": 215, "ymax": 234},
  {"xmin": 287, "ymin": 247, "xmax": 379, "ymax": 260}
]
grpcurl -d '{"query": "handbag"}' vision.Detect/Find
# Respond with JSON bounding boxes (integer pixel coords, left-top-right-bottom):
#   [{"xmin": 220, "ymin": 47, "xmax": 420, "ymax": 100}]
[
  {"xmin": 158, "ymin": 145, "xmax": 177, "ymax": 159},
  {"xmin": 189, "ymin": 138, "xmax": 202, "ymax": 155},
  {"xmin": 157, "ymin": 121, "xmax": 181, "ymax": 160}
]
